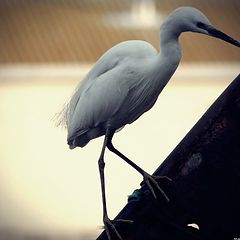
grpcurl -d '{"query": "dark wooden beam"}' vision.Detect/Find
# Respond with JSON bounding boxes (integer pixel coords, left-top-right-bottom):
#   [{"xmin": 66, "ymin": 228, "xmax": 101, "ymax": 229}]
[{"xmin": 97, "ymin": 74, "xmax": 240, "ymax": 240}]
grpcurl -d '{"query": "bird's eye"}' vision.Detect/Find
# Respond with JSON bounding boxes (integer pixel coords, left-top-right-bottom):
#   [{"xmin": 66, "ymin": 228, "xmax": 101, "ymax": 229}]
[{"xmin": 196, "ymin": 22, "xmax": 205, "ymax": 29}]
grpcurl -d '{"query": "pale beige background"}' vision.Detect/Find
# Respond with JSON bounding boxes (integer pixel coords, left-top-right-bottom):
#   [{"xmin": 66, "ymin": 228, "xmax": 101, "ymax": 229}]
[
  {"xmin": 0, "ymin": 67, "xmax": 238, "ymax": 238},
  {"xmin": 0, "ymin": 0, "xmax": 239, "ymax": 239}
]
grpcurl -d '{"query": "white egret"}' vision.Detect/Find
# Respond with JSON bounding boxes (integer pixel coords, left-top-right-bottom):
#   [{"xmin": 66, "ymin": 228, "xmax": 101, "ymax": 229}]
[{"xmin": 59, "ymin": 7, "xmax": 240, "ymax": 240}]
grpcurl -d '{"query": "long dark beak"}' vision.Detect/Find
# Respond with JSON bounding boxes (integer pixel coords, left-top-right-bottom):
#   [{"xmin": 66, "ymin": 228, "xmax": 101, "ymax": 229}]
[{"xmin": 198, "ymin": 23, "xmax": 240, "ymax": 47}]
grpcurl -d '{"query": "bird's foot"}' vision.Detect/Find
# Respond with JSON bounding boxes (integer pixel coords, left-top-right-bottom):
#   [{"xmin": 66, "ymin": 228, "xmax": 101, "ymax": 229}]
[
  {"xmin": 142, "ymin": 172, "xmax": 172, "ymax": 202},
  {"xmin": 103, "ymin": 215, "xmax": 133, "ymax": 240}
]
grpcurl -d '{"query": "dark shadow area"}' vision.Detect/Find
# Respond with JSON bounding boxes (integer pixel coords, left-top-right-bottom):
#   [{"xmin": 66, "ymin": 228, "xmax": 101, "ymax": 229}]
[{"xmin": 97, "ymin": 74, "xmax": 240, "ymax": 240}]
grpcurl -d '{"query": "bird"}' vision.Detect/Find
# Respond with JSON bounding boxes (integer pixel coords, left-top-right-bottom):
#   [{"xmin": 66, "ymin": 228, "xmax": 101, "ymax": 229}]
[{"xmin": 58, "ymin": 7, "xmax": 240, "ymax": 240}]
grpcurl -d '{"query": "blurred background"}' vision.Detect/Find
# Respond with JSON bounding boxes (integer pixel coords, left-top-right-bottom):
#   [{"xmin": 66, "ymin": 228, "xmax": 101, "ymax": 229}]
[{"xmin": 0, "ymin": 0, "xmax": 239, "ymax": 239}]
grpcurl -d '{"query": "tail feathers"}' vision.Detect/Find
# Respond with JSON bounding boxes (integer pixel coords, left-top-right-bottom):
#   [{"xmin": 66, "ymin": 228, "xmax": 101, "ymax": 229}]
[
  {"xmin": 68, "ymin": 138, "xmax": 89, "ymax": 149},
  {"xmin": 67, "ymin": 127, "xmax": 105, "ymax": 148}
]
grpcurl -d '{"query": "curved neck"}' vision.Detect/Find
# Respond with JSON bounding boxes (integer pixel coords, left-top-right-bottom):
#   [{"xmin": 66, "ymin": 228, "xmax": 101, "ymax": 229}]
[
  {"xmin": 159, "ymin": 27, "xmax": 181, "ymax": 66},
  {"xmin": 144, "ymin": 24, "xmax": 182, "ymax": 96},
  {"xmin": 149, "ymin": 28, "xmax": 181, "ymax": 90}
]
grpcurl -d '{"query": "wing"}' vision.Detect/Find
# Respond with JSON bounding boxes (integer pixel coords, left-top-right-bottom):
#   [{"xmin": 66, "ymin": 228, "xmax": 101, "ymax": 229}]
[
  {"xmin": 57, "ymin": 47, "xmax": 121, "ymax": 132},
  {"xmin": 59, "ymin": 40, "xmax": 158, "ymax": 140},
  {"xmin": 67, "ymin": 63, "xmax": 131, "ymax": 139}
]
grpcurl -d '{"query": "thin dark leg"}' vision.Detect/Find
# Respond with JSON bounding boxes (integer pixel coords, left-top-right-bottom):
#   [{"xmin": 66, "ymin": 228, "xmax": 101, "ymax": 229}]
[
  {"xmin": 98, "ymin": 129, "xmax": 130, "ymax": 240},
  {"xmin": 98, "ymin": 131, "xmax": 108, "ymax": 219},
  {"xmin": 106, "ymin": 131, "xmax": 170, "ymax": 201}
]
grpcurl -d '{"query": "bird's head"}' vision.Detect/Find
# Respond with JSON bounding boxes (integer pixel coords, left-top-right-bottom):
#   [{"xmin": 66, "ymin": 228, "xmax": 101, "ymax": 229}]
[{"xmin": 162, "ymin": 7, "xmax": 240, "ymax": 47}]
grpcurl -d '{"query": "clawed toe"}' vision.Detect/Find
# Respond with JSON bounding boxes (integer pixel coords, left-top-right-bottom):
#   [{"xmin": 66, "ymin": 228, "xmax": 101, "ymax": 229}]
[
  {"xmin": 114, "ymin": 219, "xmax": 134, "ymax": 224},
  {"xmin": 103, "ymin": 215, "xmax": 133, "ymax": 240},
  {"xmin": 142, "ymin": 173, "xmax": 170, "ymax": 202},
  {"xmin": 154, "ymin": 175, "xmax": 173, "ymax": 182}
]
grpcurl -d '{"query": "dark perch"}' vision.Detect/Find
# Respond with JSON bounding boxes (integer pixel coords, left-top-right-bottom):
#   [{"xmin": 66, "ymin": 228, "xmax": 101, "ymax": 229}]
[{"xmin": 97, "ymin": 74, "xmax": 240, "ymax": 240}]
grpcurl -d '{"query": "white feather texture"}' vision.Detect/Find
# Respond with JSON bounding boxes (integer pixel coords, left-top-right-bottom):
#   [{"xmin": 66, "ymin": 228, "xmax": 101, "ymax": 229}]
[{"xmin": 57, "ymin": 7, "xmax": 240, "ymax": 148}]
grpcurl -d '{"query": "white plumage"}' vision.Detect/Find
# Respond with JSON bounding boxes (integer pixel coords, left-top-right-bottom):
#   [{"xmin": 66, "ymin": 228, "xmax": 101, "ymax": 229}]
[
  {"xmin": 67, "ymin": 40, "xmax": 159, "ymax": 147},
  {"xmin": 58, "ymin": 7, "xmax": 240, "ymax": 240}
]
